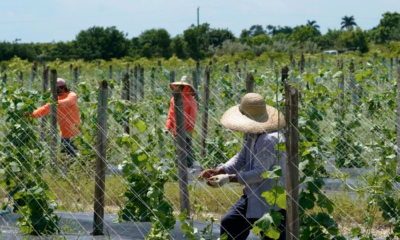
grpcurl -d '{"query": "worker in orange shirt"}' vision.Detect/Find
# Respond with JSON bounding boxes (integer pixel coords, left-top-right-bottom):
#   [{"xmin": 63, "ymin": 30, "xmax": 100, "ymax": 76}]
[
  {"xmin": 165, "ymin": 76, "xmax": 198, "ymax": 168},
  {"xmin": 25, "ymin": 78, "xmax": 81, "ymax": 158}
]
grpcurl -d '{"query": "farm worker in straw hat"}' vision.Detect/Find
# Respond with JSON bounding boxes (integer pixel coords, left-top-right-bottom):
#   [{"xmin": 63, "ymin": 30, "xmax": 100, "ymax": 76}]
[
  {"xmin": 24, "ymin": 78, "xmax": 81, "ymax": 158},
  {"xmin": 199, "ymin": 93, "xmax": 287, "ymax": 240},
  {"xmin": 164, "ymin": 75, "xmax": 198, "ymax": 168}
]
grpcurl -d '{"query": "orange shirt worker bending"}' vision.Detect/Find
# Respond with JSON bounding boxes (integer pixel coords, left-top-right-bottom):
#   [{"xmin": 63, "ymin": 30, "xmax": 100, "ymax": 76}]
[
  {"xmin": 165, "ymin": 76, "xmax": 198, "ymax": 168},
  {"xmin": 25, "ymin": 78, "xmax": 81, "ymax": 158}
]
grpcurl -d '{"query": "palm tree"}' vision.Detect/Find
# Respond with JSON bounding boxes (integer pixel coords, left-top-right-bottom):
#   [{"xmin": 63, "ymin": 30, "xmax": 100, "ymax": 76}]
[
  {"xmin": 341, "ymin": 16, "xmax": 357, "ymax": 30},
  {"xmin": 306, "ymin": 20, "xmax": 320, "ymax": 31}
]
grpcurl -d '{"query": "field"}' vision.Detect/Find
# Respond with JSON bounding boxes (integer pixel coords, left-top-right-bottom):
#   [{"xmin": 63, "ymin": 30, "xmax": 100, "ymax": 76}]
[{"xmin": 0, "ymin": 53, "xmax": 400, "ymax": 239}]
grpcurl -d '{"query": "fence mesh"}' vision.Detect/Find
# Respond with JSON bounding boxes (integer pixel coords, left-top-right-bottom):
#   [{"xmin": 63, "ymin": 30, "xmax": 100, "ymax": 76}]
[{"xmin": 0, "ymin": 56, "xmax": 399, "ymax": 239}]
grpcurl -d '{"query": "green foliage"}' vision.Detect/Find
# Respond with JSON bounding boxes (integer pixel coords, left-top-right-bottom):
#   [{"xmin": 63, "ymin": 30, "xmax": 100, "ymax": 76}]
[
  {"xmin": 115, "ymin": 101, "xmax": 176, "ymax": 238},
  {"xmin": 388, "ymin": 41, "xmax": 400, "ymax": 54},
  {"xmin": 315, "ymin": 29, "xmax": 342, "ymax": 50},
  {"xmin": 249, "ymin": 25, "xmax": 266, "ymax": 37},
  {"xmin": 183, "ymin": 23, "xmax": 211, "ymax": 60},
  {"xmin": 267, "ymin": 25, "xmax": 293, "ymax": 36},
  {"xmin": 336, "ymin": 27, "xmax": 369, "ymax": 53},
  {"xmin": 14, "ymin": 187, "xmax": 60, "ymax": 235},
  {"xmin": 74, "ymin": 26, "xmax": 130, "ymax": 61},
  {"xmin": 371, "ymin": 12, "xmax": 400, "ymax": 44},
  {"xmin": 251, "ymin": 34, "xmax": 272, "ymax": 46},
  {"xmin": 289, "ymin": 25, "xmax": 316, "ymax": 43},
  {"xmin": 138, "ymin": 28, "xmax": 172, "ymax": 59},
  {"xmin": 207, "ymin": 28, "xmax": 236, "ymax": 47},
  {"xmin": 171, "ymin": 35, "xmax": 188, "ymax": 59},
  {"xmin": 253, "ymin": 210, "xmax": 284, "ymax": 239},
  {"xmin": 0, "ymin": 82, "xmax": 60, "ymax": 235}
]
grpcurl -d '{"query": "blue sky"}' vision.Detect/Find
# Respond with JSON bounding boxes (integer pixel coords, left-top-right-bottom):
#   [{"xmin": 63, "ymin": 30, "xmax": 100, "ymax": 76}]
[{"xmin": 1, "ymin": 0, "xmax": 399, "ymax": 43}]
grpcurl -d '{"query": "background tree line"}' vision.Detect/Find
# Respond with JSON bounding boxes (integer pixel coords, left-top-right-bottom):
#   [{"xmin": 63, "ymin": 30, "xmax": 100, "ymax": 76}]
[{"xmin": 1, "ymin": 12, "xmax": 400, "ymax": 62}]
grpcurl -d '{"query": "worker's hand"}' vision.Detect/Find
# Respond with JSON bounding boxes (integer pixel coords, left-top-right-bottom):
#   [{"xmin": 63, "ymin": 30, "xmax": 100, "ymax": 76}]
[
  {"xmin": 24, "ymin": 112, "xmax": 30, "ymax": 117},
  {"xmin": 198, "ymin": 169, "xmax": 219, "ymax": 179},
  {"xmin": 208, "ymin": 174, "xmax": 230, "ymax": 188}
]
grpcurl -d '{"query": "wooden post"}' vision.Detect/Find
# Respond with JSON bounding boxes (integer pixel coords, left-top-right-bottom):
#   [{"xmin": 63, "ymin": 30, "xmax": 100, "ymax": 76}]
[
  {"xmin": 50, "ymin": 70, "xmax": 58, "ymax": 162},
  {"xmin": 73, "ymin": 67, "xmax": 78, "ymax": 91},
  {"xmin": 200, "ymin": 66, "xmax": 210, "ymax": 158},
  {"xmin": 173, "ymin": 88, "xmax": 190, "ymax": 216},
  {"xmin": 30, "ymin": 64, "xmax": 37, "ymax": 85},
  {"xmin": 397, "ymin": 66, "xmax": 400, "ymax": 175},
  {"xmin": 151, "ymin": 67, "xmax": 155, "ymax": 93},
  {"xmin": 133, "ymin": 65, "xmax": 139, "ymax": 103},
  {"xmin": 109, "ymin": 65, "xmax": 112, "ymax": 79},
  {"xmin": 97, "ymin": 60, "xmax": 101, "ymax": 69},
  {"xmin": 300, "ymin": 54, "xmax": 305, "ymax": 73},
  {"xmin": 123, "ymin": 72, "xmax": 130, "ymax": 134},
  {"xmin": 246, "ymin": 72, "xmax": 254, "ymax": 93},
  {"xmin": 92, "ymin": 80, "xmax": 109, "ymax": 236},
  {"xmin": 170, "ymin": 70, "xmax": 175, "ymax": 84},
  {"xmin": 338, "ymin": 61, "xmax": 344, "ymax": 116},
  {"xmin": 69, "ymin": 64, "xmax": 73, "ymax": 77},
  {"xmin": 224, "ymin": 64, "xmax": 229, "ymax": 74},
  {"xmin": 196, "ymin": 61, "xmax": 200, "ymax": 85},
  {"xmin": 157, "ymin": 60, "xmax": 161, "ymax": 68},
  {"xmin": 118, "ymin": 68, "xmax": 121, "ymax": 82},
  {"xmin": 390, "ymin": 58, "xmax": 393, "ymax": 81},
  {"xmin": 40, "ymin": 66, "xmax": 49, "ymax": 142},
  {"xmin": 19, "ymin": 71, "xmax": 23, "ymax": 83},
  {"xmin": 270, "ymin": 56, "xmax": 273, "ymax": 69},
  {"xmin": 349, "ymin": 61, "xmax": 357, "ymax": 106},
  {"xmin": 234, "ymin": 68, "xmax": 240, "ymax": 103},
  {"xmin": 243, "ymin": 57, "xmax": 246, "ymax": 72},
  {"xmin": 285, "ymin": 82, "xmax": 299, "ymax": 240},
  {"xmin": 192, "ymin": 70, "xmax": 199, "ymax": 102},
  {"xmin": 1, "ymin": 73, "xmax": 6, "ymax": 84},
  {"xmin": 130, "ymin": 69, "xmax": 135, "ymax": 103},
  {"xmin": 281, "ymin": 66, "xmax": 289, "ymax": 84},
  {"xmin": 291, "ymin": 57, "xmax": 295, "ymax": 70},
  {"xmin": 139, "ymin": 66, "xmax": 144, "ymax": 101}
]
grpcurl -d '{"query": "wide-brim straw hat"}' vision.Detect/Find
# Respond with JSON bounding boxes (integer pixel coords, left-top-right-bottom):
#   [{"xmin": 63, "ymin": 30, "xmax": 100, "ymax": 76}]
[
  {"xmin": 170, "ymin": 76, "xmax": 195, "ymax": 95},
  {"xmin": 220, "ymin": 93, "xmax": 286, "ymax": 134}
]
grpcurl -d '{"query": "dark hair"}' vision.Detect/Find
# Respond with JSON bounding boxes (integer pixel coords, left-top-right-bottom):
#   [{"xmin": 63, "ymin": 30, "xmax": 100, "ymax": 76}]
[{"xmin": 58, "ymin": 85, "xmax": 70, "ymax": 92}]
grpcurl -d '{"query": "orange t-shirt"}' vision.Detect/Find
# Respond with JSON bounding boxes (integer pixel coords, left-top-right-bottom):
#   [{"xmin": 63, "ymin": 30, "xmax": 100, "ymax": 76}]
[
  {"xmin": 30, "ymin": 91, "xmax": 81, "ymax": 138},
  {"xmin": 165, "ymin": 86, "xmax": 198, "ymax": 135}
]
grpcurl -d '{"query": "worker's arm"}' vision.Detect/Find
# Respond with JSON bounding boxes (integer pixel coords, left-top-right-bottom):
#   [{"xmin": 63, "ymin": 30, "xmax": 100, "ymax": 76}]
[
  {"xmin": 217, "ymin": 142, "xmax": 248, "ymax": 174},
  {"xmin": 165, "ymin": 97, "xmax": 175, "ymax": 131},
  {"xmin": 29, "ymin": 103, "xmax": 51, "ymax": 118}
]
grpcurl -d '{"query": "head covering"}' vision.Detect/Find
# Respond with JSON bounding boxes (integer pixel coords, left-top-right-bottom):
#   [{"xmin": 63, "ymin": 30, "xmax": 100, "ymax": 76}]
[
  {"xmin": 57, "ymin": 78, "xmax": 66, "ymax": 87},
  {"xmin": 220, "ymin": 93, "xmax": 286, "ymax": 134},
  {"xmin": 170, "ymin": 76, "xmax": 195, "ymax": 95}
]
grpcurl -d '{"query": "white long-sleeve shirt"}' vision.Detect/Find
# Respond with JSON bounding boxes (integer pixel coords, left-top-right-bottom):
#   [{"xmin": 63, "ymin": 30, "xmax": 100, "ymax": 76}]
[{"xmin": 219, "ymin": 132, "xmax": 286, "ymax": 219}]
